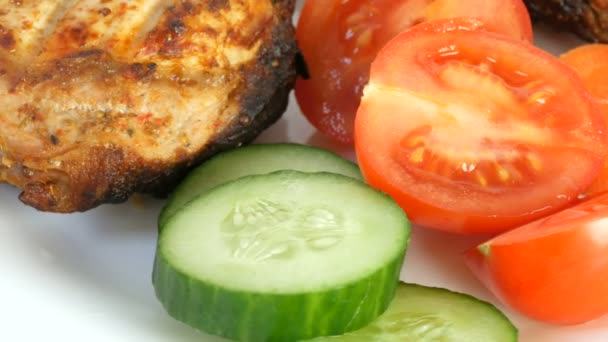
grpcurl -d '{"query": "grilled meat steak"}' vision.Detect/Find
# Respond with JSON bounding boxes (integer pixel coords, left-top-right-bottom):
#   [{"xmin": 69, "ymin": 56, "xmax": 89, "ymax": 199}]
[
  {"xmin": 525, "ymin": 0, "xmax": 608, "ymax": 42},
  {"xmin": 0, "ymin": 0, "xmax": 297, "ymax": 212}
]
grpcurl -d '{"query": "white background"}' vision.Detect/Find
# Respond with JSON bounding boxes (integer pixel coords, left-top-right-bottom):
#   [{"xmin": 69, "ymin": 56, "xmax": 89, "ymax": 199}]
[{"xmin": 1, "ymin": 1, "xmax": 607, "ymax": 341}]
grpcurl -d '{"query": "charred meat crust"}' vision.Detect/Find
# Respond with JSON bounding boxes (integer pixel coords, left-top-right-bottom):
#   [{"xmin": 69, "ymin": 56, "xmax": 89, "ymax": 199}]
[
  {"xmin": 20, "ymin": 77, "xmax": 293, "ymax": 212},
  {"xmin": 135, "ymin": 0, "xmax": 298, "ymax": 202},
  {"xmin": 525, "ymin": 0, "xmax": 608, "ymax": 42},
  {"xmin": 6, "ymin": 0, "xmax": 298, "ymax": 212}
]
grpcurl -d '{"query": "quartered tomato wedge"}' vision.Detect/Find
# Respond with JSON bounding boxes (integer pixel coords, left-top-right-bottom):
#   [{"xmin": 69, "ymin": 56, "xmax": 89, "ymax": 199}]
[
  {"xmin": 295, "ymin": 0, "xmax": 533, "ymax": 144},
  {"xmin": 561, "ymin": 44, "xmax": 608, "ymax": 197},
  {"xmin": 355, "ymin": 19, "xmax": 608, "ymax": 234},
  {"xmin": 465, "ymin": 192, "xmax": 608, "ymax": 324}
]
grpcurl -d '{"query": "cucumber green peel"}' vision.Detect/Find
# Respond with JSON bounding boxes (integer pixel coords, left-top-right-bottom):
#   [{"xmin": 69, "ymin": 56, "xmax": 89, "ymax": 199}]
[
  {"xmin": 153, "ymin": 171, "xmax": 410, "ymax": 342},
  {"xmin": 158, "ymin": 143, "xmax": 362, "ymax": 228},
  {"xmin": 309, "ymin": 283, "xmax": 518, "ymax": 342}
]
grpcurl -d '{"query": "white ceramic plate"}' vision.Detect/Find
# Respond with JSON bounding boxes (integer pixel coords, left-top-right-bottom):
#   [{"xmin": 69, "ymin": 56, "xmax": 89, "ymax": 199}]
[{"xmin": 2, "ymin": 2, "xmax": 607, "ymax": 341}]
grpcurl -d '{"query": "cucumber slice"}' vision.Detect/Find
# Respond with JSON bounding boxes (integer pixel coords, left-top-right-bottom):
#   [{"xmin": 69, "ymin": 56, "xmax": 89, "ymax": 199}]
[
  {"xmin": 310, "ymin": 283, "xmax": 518, "ymax": 342},
  {"xmin": 159, "ymin": 143, "xmax": 362, "ymax": 228},
  {"xmin": 153, "ymin": 171, "xmax": 410, "ymax": 342}
]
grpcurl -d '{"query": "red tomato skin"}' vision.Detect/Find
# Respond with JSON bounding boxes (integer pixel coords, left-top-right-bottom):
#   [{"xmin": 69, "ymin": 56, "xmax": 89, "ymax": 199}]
[
  {"xmin": 356, "ymin": 150, "xmax": 562, "ymax": 234},
  {"xmin": 561, "ymin": 44, "xmax": 608, "ymax": 197},
  {"xmin": 354, "ymin": 20, "xmax": 608, "ymax": 234},
  {"xmin": 295, "ymin": 0, "xmax": 533, "ymax": 144},
  {"xmin": 465, "ymin": 193, "xmax": 608, "ymax": 324}
]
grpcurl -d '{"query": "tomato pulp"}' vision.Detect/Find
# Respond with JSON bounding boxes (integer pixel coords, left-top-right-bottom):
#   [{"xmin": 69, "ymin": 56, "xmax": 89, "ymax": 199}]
[
  {"xmin": 355, "ymin": 20, "xmax": 607, "ymax": 234},
  {"xmin": 295, "ymin": 0, "xmax": 533, "ymax": 144}
]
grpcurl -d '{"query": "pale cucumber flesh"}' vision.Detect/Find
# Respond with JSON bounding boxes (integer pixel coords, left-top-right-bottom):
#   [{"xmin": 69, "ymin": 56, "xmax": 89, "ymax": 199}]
[
  {"xmin": 153, "ymin": 171, "xmax": 410, "ymax": 342},
  {"xmin": 159, "ymin": 143, "xmax": 362, "ymax": 228},
  {"xmin": 309, "ymin": 283, "xmax": 518, "ymax": 342}
]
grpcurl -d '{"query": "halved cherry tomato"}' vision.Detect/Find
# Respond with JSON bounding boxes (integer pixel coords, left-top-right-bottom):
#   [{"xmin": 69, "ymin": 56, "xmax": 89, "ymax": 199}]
[
  {"xmin": 464, "ymin": 192, "xmax": 608, "ymax": 324},
  {"xmin": 295, "ymin": 0, "xmax": 533, "ymax": 144},
  {"xmin": 561, "ymin": 44, "xmax": 608, "ymax": 197},
  {"xmin": 355, "ymin": 19, "xmax": 607, "ymax": 234}
]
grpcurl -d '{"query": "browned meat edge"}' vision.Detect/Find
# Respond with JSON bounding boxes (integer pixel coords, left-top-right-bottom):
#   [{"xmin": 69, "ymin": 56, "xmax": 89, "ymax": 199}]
[
  {"xmin": 17, "ymin": 0, "xmax": 298, "ymax": 212},
  {"xmin": 525, "ymin": 0, "xmax": 608, "ymax": 42}
]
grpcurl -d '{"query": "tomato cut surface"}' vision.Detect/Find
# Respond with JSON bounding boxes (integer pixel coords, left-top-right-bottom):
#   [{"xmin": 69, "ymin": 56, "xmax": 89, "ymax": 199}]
[
  {"xmin": 464, "ymin": 192, "xmax": 608, "ymax": 324},
  {"xmin": 561, "ymin": 44, "xmax": 608, "ymax": 197},
  {"xmin": 295, "ymin": 0, "xmax": 533, "ymax": 144},
  {"xmin": 355, "ymin": 20, "xmax": 607, "ymax": 234}
]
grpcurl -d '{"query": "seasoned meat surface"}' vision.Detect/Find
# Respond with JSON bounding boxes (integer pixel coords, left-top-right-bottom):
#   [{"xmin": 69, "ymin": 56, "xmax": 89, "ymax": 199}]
[
  {"xmin": 0, "ymin": 0, "xmax": 297, "ymax": 212},
  {"xmin": 525, "ymin": 0, "xmax": 608, "ymax": 42}
]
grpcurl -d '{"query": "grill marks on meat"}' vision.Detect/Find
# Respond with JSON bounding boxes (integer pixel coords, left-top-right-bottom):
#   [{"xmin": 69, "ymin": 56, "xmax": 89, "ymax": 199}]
[
  {"xmin": 525, "ymin": 0, "xmax": 608, "ymax": 42},
  {"xmin": 0, "ymin": 0, "xmax": 297, "ymax": 212}
]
